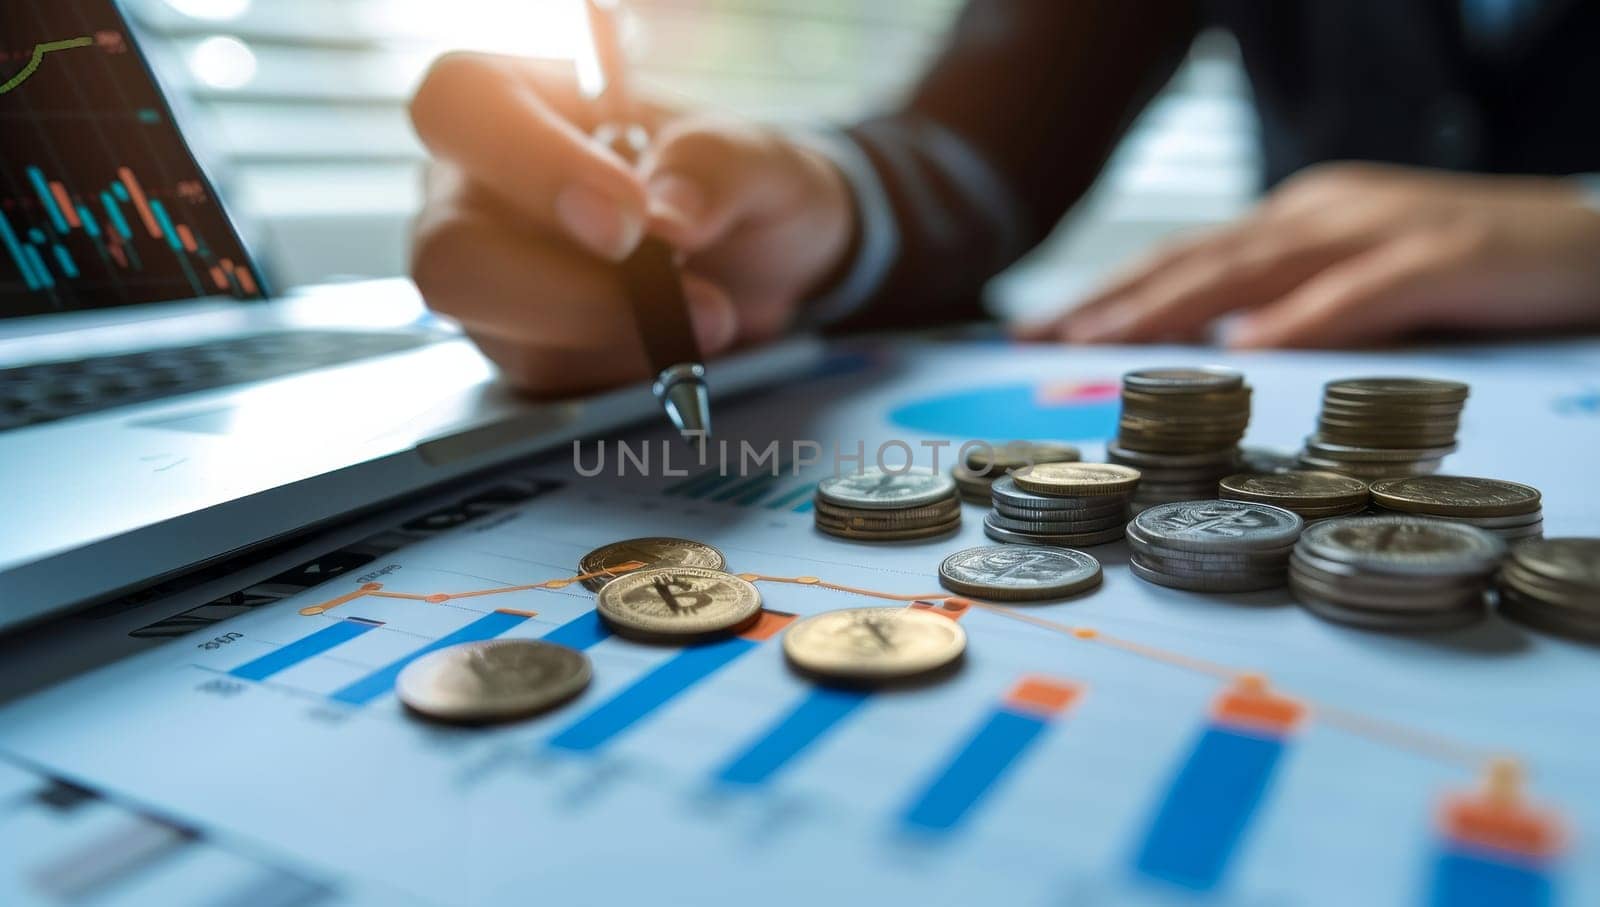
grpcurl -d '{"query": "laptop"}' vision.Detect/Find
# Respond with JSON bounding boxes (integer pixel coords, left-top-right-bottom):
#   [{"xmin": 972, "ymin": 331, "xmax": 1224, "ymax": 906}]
[{"xmin": 0, "ymin": 0, "xmax": 820, "ymax": 632}]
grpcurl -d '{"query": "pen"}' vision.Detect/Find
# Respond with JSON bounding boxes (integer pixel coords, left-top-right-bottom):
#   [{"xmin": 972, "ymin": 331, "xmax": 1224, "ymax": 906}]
[{"xmin": 583, "ymin": 0, "xmax": 712, "ymax": 440}]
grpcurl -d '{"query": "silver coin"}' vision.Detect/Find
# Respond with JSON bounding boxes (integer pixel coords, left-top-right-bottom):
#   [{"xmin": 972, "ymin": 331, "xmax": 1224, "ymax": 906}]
[
  {"xmin": 1497, "ymin": 587, "xmax": 1600, "ymax": 641},
  {"xmin": 938, "ymin": 545, "xmax": 1103, "ymax": 600},
  {"xmin": 1298, "ymin": 516, "xmax": 1505, "ymax": 577},
  {"xmin": 1508, "ymin": 538, "xmax": 1600, "ymax": 587},
  {"xmin": 983, "ymin": 515, "xmax": 1126, "ymax": 548},
  {"xmin": 815, "ymin": 515, "xmax": 962, "ymax": 542},
  {"xmin": 1129, "ymin": 556, "xmax": 1286, "ymax": 593},
  {"xmin": 1125, "ymin": 520, "xmax": 1297, "ymax": 559},
  {"xmin": 1292, "ymin": 582, "xmax": 1484, "ymax": 631},
  {"xmin": 989, "ymin": 476, "xmax": 1131, "ymax": 512},
  {"xmin": 816, "ymin": 468, "xmax": 957, "ymax": 511},
  {"xmin": 1124, "ymin": 366, "xmax": 1245, "ymax": 394},
  {"xmin": 1304, "ymin": 436, "xmax": 1459, "ymax": 462},
  {"xmin": 1108, "ymin": 444, "xmax": 1241, "ymax": 469},
  {"xmin": 987, "ymin": 511, "xmax": 1126, "ymax": 535},
  {"xmin": 814, "ymin": 497, "xmax": 961, "ymax": 528},
  {"xmin": 1131, "ymin": 500, "xmax": 1303, "ymax": 553},
  {"xmin": 993, "ymin": 500, "xmax": 1129, "ymax": 523},
  {"xmin": 1132, "ymin": 549, "xmax": 1288, "ymax": 582},
  {"xmin": 1407, "ymin": 510, "xmax": 1547, "ymax": 530},
  {"xmin": 1289, "ymin": 555, "xmax": 1487, "ymax": 611},
  {"xmin": 596, "ymin": 566, "xmax": 762, "ymax": 640},
  {"xmin": 1498, "ymin": 562, "xmax": 1598, "ymax": 610},
  {"xmin": 396, "ymin": 639, "xmax": 591, "ymax": 724}
]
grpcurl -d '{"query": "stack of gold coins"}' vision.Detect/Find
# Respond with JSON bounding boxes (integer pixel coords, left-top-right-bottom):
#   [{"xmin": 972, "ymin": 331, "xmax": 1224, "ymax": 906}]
[
  {"xmin": 1108, "ymin": 367, "xmax": 1251, "ymax": 511},
  {"xmin": 1219, "ymin": 471, "xmax": 1369, "ymax": 522},
  {"xmin": 1368, "ymin": 476, "xmax": 1543, "ymax": 542},
  {"xmin": 950, "ymin": 441, "xmax": 1079, "ymax": 505},
  {"xmin": 814, "ymin": 468, "xmax": 961, "ymax": 541},
  {"xmin": 983, "ymin": 463, "xmax": 1140, "ymax": 547},
  {"xmin": 1301, "ymin": 378, "xmax": 1467, "ymax": 479},
  {"xmin": 1497, "ymin": 538, "xmax": 1600, "ymax": 640}
]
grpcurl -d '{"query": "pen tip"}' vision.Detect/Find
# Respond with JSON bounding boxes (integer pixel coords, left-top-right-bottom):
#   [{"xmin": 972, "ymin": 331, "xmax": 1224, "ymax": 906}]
[{"xmin": 656, "ymin": 367, "xmax": 711, "ymax": 442}]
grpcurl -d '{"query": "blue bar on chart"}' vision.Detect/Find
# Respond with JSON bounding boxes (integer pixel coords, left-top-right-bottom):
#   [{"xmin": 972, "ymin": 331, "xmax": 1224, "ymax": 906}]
[
  {"xmin": 716, "ymin": 686, "xmax": 870, "ymax": 787},
  {"xmin": 229, "ymin": 617, "xmax": 383, "ymax": 682},
  {"xmin": 901, "ymin": 676, "xmax": 1081, "ymax": 834},
  {"xmin": 27, "ymin": 166, "xmax": 69, "ymax": 233},
  {"xmin": 0, "ymin": 210, "xmax": 40, "ymax": 290},
  {"xmin": 329, "ymin": 609, "xmax": 533, "ymax": 706},
  {"xmin": 548, "ymin": 611, "xmax": 794, "ymax": 754},
  {"xmin": 1132, "ymin": 679, "xmax": 1306, "ymax": 893},
  {"xmin": 1426, "ymin": 768, "xmax": 1564, "ymax": 907},
  {"xmin": 765, "ymin": 482, "xmax": 817, "ymax": 511},
  {"xmin": 540, "ymin": 610, "xmax": 611, "ymax": 650}
]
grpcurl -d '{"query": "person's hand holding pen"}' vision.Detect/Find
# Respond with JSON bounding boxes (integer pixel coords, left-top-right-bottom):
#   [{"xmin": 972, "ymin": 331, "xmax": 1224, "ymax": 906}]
[{"xmin": 407, "ymin": 53, "xmax": 855, "ymax": 396}]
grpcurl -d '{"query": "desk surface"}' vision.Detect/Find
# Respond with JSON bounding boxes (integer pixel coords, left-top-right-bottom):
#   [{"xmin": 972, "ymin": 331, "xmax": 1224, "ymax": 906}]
[{"xmin": 2, "ymin": 338, "xmax": 1597, "ymax": 906}]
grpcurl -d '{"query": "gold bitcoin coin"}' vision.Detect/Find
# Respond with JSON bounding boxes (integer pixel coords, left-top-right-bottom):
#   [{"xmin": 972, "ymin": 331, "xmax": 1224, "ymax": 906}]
[
  {"xmin": 579, "ymin": 537, "xmax": 727, "ymax": 592},
  {"xmin": 782, "ymin": 607, "xmax": 966, "ymax": 683},
  {"xmin": 596, "ymin": 566, "xmax": 761, "ymax": 640},
  {"xmin": 1011, "ymin": 462, "xmax": 1141, "ymax": 496}
]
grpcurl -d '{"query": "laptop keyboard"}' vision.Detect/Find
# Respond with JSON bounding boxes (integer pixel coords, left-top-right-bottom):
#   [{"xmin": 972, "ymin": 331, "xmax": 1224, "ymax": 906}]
[{"xmin": 0, "ymin": 330, "xmax": 440, "ymax": 432}]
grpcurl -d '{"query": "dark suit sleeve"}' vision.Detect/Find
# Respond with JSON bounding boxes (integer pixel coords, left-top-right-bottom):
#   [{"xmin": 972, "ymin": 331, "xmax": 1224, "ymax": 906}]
[{"xmin": 829, "ymin": 0, "xmax": 1201, "ymax": 330}]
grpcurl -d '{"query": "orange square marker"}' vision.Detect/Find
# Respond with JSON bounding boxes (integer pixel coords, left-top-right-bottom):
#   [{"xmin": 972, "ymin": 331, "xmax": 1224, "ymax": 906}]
[
  {"xmin": 911, "ymin": 600, "xmax": 969, "ymax": 621},
  {"xmin": 1004, "ymin": 675, "xmax": 1081, "ymax": 718},
  {"xmin": 1213, "ymin": 688, "xmax": 1305, "ymax": 735},
  {"xmin": 739, "ymin": 610, "xmax": 796, "ymax": 642},
  {"xmin": 1440, "ymin": 795, "xmax": 1565, "ymax": 859}
]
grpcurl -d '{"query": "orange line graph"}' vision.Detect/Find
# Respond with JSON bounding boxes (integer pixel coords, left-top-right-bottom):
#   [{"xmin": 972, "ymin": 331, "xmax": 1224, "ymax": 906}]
[
  {"xmin": 296, "ymin": 559, "xmax": 1511, "ymax": 780},
  {"xmin": 297, "ymin": 561, "xmax": 646, "ymax": 615}
]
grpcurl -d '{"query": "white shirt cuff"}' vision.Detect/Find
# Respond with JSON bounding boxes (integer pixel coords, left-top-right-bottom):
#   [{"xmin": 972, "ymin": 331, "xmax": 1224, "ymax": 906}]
[
  {"xmin": 1579, "ymin": 174, "xmax": 1600, "ymax": 215},
  {"xmin": 789, "ymin": 130, "xmax": 899, "ymax": 326}
]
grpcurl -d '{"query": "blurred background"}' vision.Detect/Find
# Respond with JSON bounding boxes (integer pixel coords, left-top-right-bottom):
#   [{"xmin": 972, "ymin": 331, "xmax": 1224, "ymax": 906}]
[{"xmin": 125, "ymin": 0, "xmax": 1259, "ymax": 320}]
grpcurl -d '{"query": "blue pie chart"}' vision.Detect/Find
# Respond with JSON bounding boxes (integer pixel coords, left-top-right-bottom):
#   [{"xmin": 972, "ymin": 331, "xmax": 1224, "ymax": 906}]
[{"xmin": 889, "ymin": 380, "xmax": 1122, "ymax": 441}]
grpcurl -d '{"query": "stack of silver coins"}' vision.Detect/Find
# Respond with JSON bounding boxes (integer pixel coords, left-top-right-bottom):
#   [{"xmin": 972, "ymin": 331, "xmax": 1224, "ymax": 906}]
[
  {"xmin": 1127, "ymin": 500, "xmax": 1303, "ymax": 592},
  {"xmin": 951, "ymin": 441, "xmax": 1080, "ymax": 505},
  {"xmin": 1301, "ymin": 378, "xmax": 1467, "ymax": 479},
  {"xmin": 1369, "ymin": 476, "xmax": 1543, "ymax": 542},
  {"xmin": 1497, "ymin": 538, "xmax": 1600, "ymax": 641},
  {"xmin": 983, "ymin": 463, "xmax": 1139, "ymax": 547},
  {"xmin": 815, "ymin": 468, "xmax": 961, "ymax": 541},
  {"xmin": 1289, "ymin": 516, "xmax": 1505, "ymax": 630},
  {"xmin": 1108, "ymin": 367, "xmax": 1251, "ymax": 511},
  {"xmin": 1218, "ymin": 471, "xmax": 1370, "ymax": 522}
]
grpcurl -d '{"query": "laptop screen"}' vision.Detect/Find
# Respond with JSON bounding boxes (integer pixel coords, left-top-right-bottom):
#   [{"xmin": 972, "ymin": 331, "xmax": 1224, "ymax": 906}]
[{"xmin": 1, "ymin": 1, "xmax": 262, "ymax": 319}]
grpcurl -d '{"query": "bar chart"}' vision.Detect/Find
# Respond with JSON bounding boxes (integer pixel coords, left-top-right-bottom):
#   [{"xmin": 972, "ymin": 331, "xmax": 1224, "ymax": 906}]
[
  {"xmin": 1, "ymin": 4, "xmax": 259, "ymax": 315},
  {"xmin": 1132, "ymin": 678, "xmax": 1305, "ymax": 892},
  {"xmin": 548, "ymin": 610, "xmax": 795, "ymax": 753},
  {"xmin": 900, "ymin": 676, "xmax": 1081, "ymax": 833}
]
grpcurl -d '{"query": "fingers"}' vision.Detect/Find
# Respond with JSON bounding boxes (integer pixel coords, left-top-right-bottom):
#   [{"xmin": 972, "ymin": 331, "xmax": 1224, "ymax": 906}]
[
  {"xmin": 412, "ymin": 169, "xmax": 738, "ymax": 357},
  {"xmin": 1015, "ymin": 229, "xmax": 1227, "ymax": 341},
  {"xmin": 456, "ymin": 273, "xmax": 738, "ymax": 397},
  {"xmin": 1080, "ymin": 230, "xmax": 1381, "ymax": 343},
  {"xmin": 638, "ymin": 117, "xmax": 805, "ymax": 252},
  {"xmin": 409, "ymin": 53, "xmax": 649, "ymax": 260},
  {"xmin": 1228, "ymin": 234, "xmax": 1468, "ymax": 348}
]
